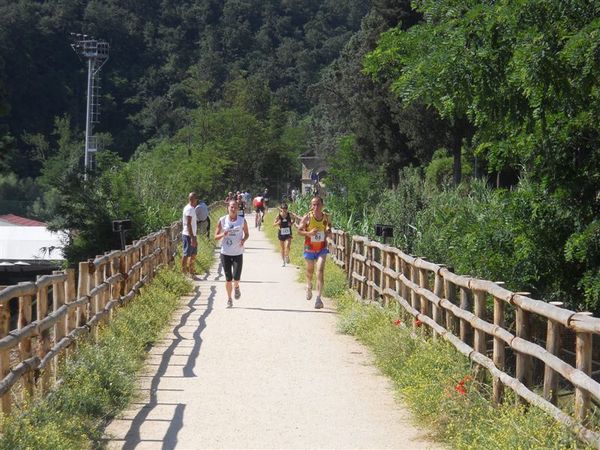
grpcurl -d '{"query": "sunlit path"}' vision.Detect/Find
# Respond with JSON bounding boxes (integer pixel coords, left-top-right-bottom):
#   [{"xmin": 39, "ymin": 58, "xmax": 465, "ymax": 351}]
[{"xmin": 105, "ymin": 215, "xmax": 440, "ymax": 449}]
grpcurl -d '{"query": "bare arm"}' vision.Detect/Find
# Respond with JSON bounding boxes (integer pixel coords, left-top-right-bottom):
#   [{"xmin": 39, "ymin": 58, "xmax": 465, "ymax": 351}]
[
  {"xmin": 214, "ymin": 219, "xmax": 227, "ymax": 241},
  {"xmin": 186, "ymin": 215, "xmax": 197, "ymax": 247},
  {"xmin": 241, "ymin": 220, "xmax": 250, "ymax": 245},
  {"xmin": 297, "ymin": 214, "xmax": 315, "ymax": 237}
]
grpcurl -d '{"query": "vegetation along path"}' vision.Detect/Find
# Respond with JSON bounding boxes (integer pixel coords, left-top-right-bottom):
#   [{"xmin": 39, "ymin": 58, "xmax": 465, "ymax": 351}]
[{"xmin": 105, "ymin": 216, "xmax": 440, "ymax": 449}]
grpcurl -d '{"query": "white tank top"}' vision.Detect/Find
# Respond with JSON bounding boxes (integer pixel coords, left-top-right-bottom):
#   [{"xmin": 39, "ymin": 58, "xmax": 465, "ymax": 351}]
[{"xmin": 219, "ymin": 214, "xmax": 245, "ymax": 256}]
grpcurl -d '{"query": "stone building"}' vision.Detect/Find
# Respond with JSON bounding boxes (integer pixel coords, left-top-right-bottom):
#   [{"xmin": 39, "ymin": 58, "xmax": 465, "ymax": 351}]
[{"xmin": 299, "ymin": 152, "xmax": 328, "ymax": 196}]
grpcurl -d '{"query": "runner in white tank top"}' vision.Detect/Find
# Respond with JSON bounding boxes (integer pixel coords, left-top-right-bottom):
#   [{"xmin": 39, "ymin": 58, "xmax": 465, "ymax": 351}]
[{"xmin": 215, "ymin": 200, "xmax": 250, "ymax": 307}]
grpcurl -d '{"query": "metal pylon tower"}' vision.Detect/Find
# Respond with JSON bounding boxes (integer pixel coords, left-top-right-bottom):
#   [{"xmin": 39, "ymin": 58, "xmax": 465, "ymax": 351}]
[{"xmin": 70, "ymin": 34, "xmax": 109, "ymax": 179}]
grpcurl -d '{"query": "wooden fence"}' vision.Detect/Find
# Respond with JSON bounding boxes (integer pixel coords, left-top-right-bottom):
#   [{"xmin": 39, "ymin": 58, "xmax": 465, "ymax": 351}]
[
  {"xmin": 0, "ymin": 221, "xmax": 182, "ymax": 416},
  {"xmin": 328, "ymin": 229, "xmax": 600, "ymax": 448}
]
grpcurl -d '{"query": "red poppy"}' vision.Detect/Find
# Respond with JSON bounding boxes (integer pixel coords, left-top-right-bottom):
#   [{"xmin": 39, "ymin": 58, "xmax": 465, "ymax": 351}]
[
  {"xmin": 394, "ymin": 319, "xmax": 401, "ymax": 326},
  {"xmin": 454, "ymin": 383, "xmax": 467, "ymax": 395},
  {"xmin": 453, "ymin": 375, "xmax": 472, "ymax": 395},
  {"xmin": 415, "ymin": 319, "xmax": 423, "ymax": 327}
]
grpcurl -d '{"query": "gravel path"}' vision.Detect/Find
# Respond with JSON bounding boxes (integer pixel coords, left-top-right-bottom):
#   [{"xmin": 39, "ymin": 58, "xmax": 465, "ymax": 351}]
[{"xmin": 105, "ymin": 218, "xmax": 442, "ymax": 449}]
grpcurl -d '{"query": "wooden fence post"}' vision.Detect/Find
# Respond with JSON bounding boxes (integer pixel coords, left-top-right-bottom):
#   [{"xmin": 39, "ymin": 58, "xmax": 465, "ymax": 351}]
[
  {"xmin": 393, "ymin": 253, "xmax": 401, "ymax": 312},
  {"xmin": 18, "ymin": 284, "xmax": 34, "ymax": 398},
  {"xmin": 344, "ymin": 232, "xmax": 351, "ymax": 279},
  {"xmin": 380, "ymin": 248, "xmax": 388, "ymax": 306},
  {"xmin": 419, "ymin": 268, "xmax": 431, "ymax": 317},
  {"xmin": 52, "ymin": 271, "xmax": 66, "ymax": 381},
  {"xmin": 575, "ymin": 312, "xmax": 593, "ymax": 424},
  {"xmin": 432, "ymin": 269, "xmax": 444, "ymax": 331},
  {"xmin": 381, "ymin": 248, "xmax": 398, "ymax": 306},
  {"xmin": 360, "ymin": 241, "xmax": 367, "ymax": 299},
  {"xmin": 77, "ymin": 262, "xmax": 90, "ymax": 327},
  {"xmin": 543, "ymin": 301, "xmax": 563, "ymax": 404},
  {"xmin": 36, "ymin": 280, "xmax": 51, "ymax": 394},
  {"xmin": 162, "ymin": 228, "xmax": 170, "ymax": 266},
  {"xmin": 91, "ymin": 261, "xmax": 102, "ymax": 340},
  {"xmin": 119, "ymin": 250, "xmax": 128, "ymax": 298},
  {"xmin": 110, "ymin": 256, "xmax": 120, "ymax": 319},
  {"xmin": 459, "ymin": 286, "xmax": 473, "ymax": 345},
  {"xmin": 515, "ymin": 292, "xmax": 532, "ymax": 405},
  {"xmin": 0, "ymin": 299, "xmax": 11, "ymax": 415},
  {"xmin": 444, "ymin": 278, "xmax": 458, "ymax": 334},
  {"xmin": 492, "ymin": 292, "xmax": 505, "ymax": 405},
  {"xmin": 410, "ymin": 263, "xmax": 419, "ymax": 330},
  {"xmin": 367, "ymin": 243, "xmax": 374, "ymax": 301},
  {"xmin": 65, "ymin": 269, "xmax": 77, "ymax": 357},
  {"xmin": 473, "ymin": 289, "xmax": 487, "ymax": 356},
  {"xmin": 410, "ymin": 262, "xmax": 418, "ymax": 310}
]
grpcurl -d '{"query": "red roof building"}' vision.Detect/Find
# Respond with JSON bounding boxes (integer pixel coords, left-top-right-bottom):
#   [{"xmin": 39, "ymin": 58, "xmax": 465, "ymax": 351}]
[{"xmin": 0, "ymin": 214, "xmax": 47, "ymax": 227}]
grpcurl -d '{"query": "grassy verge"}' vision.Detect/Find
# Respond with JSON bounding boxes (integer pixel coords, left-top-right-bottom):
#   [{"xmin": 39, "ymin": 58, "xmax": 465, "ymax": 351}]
[
  {"xmin": 0, "ymin": 237, "xmax": 215, "ymax": 449},
  {"xmin": 263, "ymin": 208, "xmax": 587, "ymax": 449}
]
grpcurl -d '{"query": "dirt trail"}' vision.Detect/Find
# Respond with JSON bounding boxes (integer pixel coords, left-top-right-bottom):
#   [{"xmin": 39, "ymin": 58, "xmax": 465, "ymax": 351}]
[{"xmin": 105, "ymin": 217, "xmax": 441, "ymax": 449}]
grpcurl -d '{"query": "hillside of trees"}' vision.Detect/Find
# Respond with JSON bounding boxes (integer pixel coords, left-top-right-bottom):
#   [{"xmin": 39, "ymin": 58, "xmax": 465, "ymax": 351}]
[{"xmin": 0, "ymin": 0, "xmax": 598, "ymax": 312}]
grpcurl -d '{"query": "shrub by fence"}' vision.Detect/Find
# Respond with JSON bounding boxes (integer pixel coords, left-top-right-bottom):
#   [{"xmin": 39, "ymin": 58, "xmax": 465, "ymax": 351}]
[{"xmin": 328, "ymin": 229, "xmax": 600, "ymax": 448}]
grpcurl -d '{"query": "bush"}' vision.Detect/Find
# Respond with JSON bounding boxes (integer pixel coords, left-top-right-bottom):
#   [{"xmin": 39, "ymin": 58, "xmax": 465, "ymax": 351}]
[
  {"xmin": 424, "ymin": 148, "xmax": 472, "ymax": 190},
  {"xmin": 371, "ymin": 166, "xmax": 427, "ymax": 252}
]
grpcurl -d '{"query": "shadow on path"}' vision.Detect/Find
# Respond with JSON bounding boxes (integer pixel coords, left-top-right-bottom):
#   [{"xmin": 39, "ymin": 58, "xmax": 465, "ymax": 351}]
[
  {"xmin": 235, "ymin": 306, "xmax": 337, "ymax": 315},
  {"xmin": 117, "ymin": 281, "xmax": 216, "ymax": 450}
]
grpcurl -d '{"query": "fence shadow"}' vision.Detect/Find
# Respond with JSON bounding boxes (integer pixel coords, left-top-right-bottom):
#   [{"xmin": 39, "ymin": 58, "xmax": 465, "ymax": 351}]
[{"xmin": 111, "ymin": 282, "xmax": 216, "ymax": 449}]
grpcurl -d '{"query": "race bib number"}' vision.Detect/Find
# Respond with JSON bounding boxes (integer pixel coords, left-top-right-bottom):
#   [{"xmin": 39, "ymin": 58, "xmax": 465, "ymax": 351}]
[
  {"xmin": 312, "ymin": 231, "xmax": 325, "ymax": 242},
  {"xmin": 280, "ymin": 227, "xmax": 291, "ymax": 236},
  {"xmin": 228, "ymin": 225, "xmax": 240, "ymax": 236}
]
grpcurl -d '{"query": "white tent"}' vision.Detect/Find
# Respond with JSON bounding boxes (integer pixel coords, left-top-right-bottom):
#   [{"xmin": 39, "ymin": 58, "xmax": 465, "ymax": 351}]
[{"xmin": 0, "ymin": 226, "xmax": 65, "ymax": 261}]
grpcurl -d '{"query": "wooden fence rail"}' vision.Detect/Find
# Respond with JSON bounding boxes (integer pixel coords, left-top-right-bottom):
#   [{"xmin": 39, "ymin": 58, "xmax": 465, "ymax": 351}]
[
  {"xmin": 0, "ymin": 220, "xmax": 183, "ymax": 416},
  {"xmin": 328, "ymin": 230, "xmax": 600, "ymax": 448}
]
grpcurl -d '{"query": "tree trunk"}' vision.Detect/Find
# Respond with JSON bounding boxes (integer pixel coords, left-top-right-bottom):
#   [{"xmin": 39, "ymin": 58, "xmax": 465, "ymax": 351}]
[{"xmin": 452, "ymin": 142, "xmax": 462, "ymax": 186}]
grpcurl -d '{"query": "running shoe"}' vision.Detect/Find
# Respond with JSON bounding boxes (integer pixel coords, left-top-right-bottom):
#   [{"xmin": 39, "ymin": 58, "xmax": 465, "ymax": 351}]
[
  {"xmin": 282, "ymin": 260, "xmax": 286, "ymax": 267},
  {"xmin": 227, "ymin": 299, "xmax": 233, "ymax": 308},
  {"xmin": 234, "ymin": 286, "xmax": 241, "ymax": 299},
  {"xmin": 314, "ymin": 296, "xmax": 324, "ymax": 309},
  {"xmin": 306, "ymin": 287, "xmax": 312, "ymax": 301}
]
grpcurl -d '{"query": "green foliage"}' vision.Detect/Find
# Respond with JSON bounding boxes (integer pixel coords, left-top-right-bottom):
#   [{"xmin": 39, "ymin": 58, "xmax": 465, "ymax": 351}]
[
  {"xmin": 357, "ymin": 0, "xmax": 600, "ymax": 311},
  {"xmin": 424, "ymin": 148, "xmax": 472, "ymax": 190},
  {"xmin": 329, "ymin": 166, "xmax": 596, "ymax": 310},
  {"xmin": 0, "ymin": 172, "xmax": 41, "ymax": 216},
  {"xmin": 565, "ymin": 220, "xmax": 600, "ymax": 311},
  {"xmin": 0, "ymin": 0, "xmax": 369, "ymax": 178},
  {"xmin": 371, "ymin": 166, "xmax": 426, "ymax": 252},
  {"xmin": 0, "ymin": 267, "xmax": 193, "ymax": 450},
  {"xmin": 308, "ymin": 2, "xmax": 427, "ymax": 185},
  {"xmin": 325, "ymin": 135, "xmax": 383, "ymax": 234}
]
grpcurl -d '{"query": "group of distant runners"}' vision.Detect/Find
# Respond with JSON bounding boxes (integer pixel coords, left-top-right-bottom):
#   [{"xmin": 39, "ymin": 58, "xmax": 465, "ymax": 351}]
[{"xmin": 180, "ymin": 190, "xmax": 331, "ymax": 310}]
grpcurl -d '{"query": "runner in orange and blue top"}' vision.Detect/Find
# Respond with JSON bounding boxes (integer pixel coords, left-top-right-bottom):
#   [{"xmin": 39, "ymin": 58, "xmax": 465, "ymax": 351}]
[{"xmin": 298, "ymin": 196, "xmax": 331, "ymax": 309}]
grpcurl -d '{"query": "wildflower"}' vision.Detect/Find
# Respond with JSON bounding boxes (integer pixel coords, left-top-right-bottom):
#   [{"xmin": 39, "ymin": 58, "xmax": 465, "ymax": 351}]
[
  {"xmin": 454, "ymin": 374, "xmax": 472, "ymax": 395},
  {"xmin": 415, "ymin": 319, "xmax": 423, "ymax": 327},
  {"xmin": 454, "ymin": 383, "xmax": 467, "ymax": 395},
  {"xmin": 394, "ymin": 319, "xmax": 401, "ymax": 326}
]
